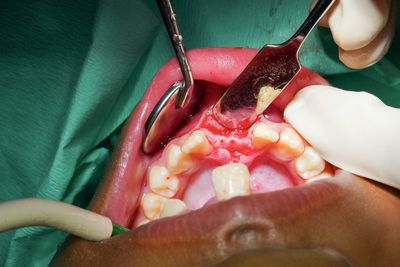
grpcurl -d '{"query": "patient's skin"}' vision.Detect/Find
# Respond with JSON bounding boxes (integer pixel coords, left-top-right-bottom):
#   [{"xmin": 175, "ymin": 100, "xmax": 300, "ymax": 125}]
[{"xmin": 52, "ymin": 48, "xmax": 400, "ymax": 267}]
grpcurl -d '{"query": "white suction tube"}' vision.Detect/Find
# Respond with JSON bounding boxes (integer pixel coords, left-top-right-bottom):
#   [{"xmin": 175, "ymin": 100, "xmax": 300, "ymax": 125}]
[{"xmin": 0, "ymin": 198, "xmax": 113, "ymax": 241}]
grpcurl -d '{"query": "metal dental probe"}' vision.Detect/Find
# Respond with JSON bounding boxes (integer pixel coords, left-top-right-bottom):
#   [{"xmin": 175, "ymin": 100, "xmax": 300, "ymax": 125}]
[
  {"xmin": 142, "ymin": 0, "xmax": 204, "ymax": 154},
  {"xmin": 213, "ymin": 0, "xmax": 335, "ymax": 129}
]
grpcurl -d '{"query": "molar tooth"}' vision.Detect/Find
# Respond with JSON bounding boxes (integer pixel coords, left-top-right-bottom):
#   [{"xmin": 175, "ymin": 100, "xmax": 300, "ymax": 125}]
[
  {"xmin": 160, "ymin": 199, "xmax": 188, "ymax": 218},
  {"xmin": 306, "ymin": 170, "xmax": 334, "ymax": 183},
  {"xmin": 252, "ymin": 122, "xmax": 279, "ymax": 149},
  {"xmin": 149, "ymin": 165, "xmax": 179, "ymax": 198},
  {"xmin": 211, "ymin": 162, "xmax": 251, "ymax": 200},
  {"xmin": 137, "ymin": 218, "xmax": 150, "ymax": 227},
  {"xmin": 166, "ymin": 144, "xmax": 194, "ymax": 174},
  {"xmin": 295, "ymin": 147, "xmax": 325, "ymax": 179},
  {"xmin": 272, "ymin": 128, "xmax": 305, "ymax": 161},
  {"xmin": 181, "ymin": 130, "xmax": 213, "ymax": 155},
  {"xmin": 141, "ymin": 193, "xmax": 168, "ymax": 220}
]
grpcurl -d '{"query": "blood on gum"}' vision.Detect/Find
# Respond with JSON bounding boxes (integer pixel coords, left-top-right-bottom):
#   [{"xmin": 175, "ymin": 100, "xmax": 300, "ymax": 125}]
[{"xmin": 137, "ymin": 100, "xmax": 333, "ymax": 226}]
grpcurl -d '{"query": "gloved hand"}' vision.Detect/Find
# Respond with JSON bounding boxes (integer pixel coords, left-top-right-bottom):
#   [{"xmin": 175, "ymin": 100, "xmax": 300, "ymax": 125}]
[
  {"xmin": 311, "ymin": 0, "xmax": 396, "ymax": 69},
  {"xmin": 284, "ymin": 85, "xmax": 400, "ymax": 190}
]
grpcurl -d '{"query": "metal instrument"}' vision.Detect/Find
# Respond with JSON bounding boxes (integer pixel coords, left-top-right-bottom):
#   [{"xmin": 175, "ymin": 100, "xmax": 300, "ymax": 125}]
[
  {"xmin": 213, "ymin": 0, "xmax": 335, "ymax": 129},
  {"xmin": 142, "ymin": 0, "xmax": 203, "ymax": 154},
  {"xmin": 142, "ymin": 0, "xmax": 335, "ymax": 154}
]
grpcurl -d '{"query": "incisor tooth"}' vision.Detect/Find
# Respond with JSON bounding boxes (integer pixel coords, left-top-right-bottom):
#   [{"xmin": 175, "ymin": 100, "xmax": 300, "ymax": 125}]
[
  {"xmin": 182, "ymin": 130, "xmax": 213, "ymax": 155},
  {"xmin": 166, "ymin": 144, "xmax": 194, "ymax": 174},
  {"xmin": 160, "ymin": 199, "xmax": 187, "ymax": 218},
  {"xmin": 141, "ymin": 193, "xmax": 168, "ymax": 220},
  {"xmin": 149, "ymin": 165, "xmax": 179, "ymax": 198},
  {"xmin": 295, "ymin": 147, "xmax": 325, "ymax": 179},
  {"xmin": 252, "ymin": 122, "xmax": 279, "ymax": 149},
  {"xmin": 212, "ymin": 162, "xmax": 251, "ymax": 200},
  {"xmin": 272, "ymin": 128, "xmax": 305, "ymax": 161}
]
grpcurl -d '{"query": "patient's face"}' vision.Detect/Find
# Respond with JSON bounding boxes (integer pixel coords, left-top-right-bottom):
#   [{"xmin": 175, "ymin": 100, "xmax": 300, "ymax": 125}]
[{"xmin": 52, "ymin": 48, "xmax": 400, "ymax": 267}]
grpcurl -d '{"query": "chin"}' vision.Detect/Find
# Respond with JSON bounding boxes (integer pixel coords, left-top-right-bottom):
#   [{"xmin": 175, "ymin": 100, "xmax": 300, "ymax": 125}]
[{"xmin": 51, "ymin": 48, "xmax": 400, "ymax": 267}]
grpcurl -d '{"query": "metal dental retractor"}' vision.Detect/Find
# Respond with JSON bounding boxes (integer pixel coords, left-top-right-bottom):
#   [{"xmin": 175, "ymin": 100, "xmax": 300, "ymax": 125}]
[
  {"xmin": 142, "ymin": 0, "xmax": 204, "ymax": 154},
  {"xmin": 213, "ymin": 0, "xmax": 335, "ymax": 130}
]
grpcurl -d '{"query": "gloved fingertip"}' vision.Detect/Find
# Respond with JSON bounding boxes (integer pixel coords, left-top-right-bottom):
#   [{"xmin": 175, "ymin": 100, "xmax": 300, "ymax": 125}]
[
  {"xmin": 328, "ymin": 0, "xmax": 391, "ymax": 51},
  {"xmin": 338, "ymin": 1, "xmax": 396, "ymax": 69},
  {"xmin": 285, "ymin": 85, "xmax": 400, "ymax": 191},
  {"xmin": 284, "ymin": 85, "xmax": 321, "ymax": 128}
]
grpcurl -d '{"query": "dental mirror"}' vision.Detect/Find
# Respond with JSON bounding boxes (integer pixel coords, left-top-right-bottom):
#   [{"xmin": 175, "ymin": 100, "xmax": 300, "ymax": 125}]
[{"xmin": 142, "ymin": 0, "xmax": 203, "ymax": 155}]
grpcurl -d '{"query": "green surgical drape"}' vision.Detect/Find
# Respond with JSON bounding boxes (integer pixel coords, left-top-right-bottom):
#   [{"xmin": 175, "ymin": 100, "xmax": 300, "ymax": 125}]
[{"xmin": 0, "ymin": 1, "xmax": 399, "ymax": 266}]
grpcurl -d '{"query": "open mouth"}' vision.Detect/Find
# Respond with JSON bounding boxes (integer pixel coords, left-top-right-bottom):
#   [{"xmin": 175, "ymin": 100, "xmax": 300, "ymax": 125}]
[
  {"xmin": 133, "ymin": 80, "xmax": 334, "ymax": 228},
  {"xmin": 52, "ymin": 48, "xmax": 400, "ymax": 267}
]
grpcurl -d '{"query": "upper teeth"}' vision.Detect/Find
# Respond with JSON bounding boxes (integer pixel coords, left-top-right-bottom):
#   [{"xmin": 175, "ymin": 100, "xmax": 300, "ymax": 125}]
[
  {"xmin": 141, "ymin": 193, "xmax": 168, "ymax": 220},
  {"xmin": 271, "ymin": 128, "xmax": 305, "ymax": 161},
  {"xmin": 160, "ymin": 199, "xmax": 188, "ymax": 218},
  {"xmin": 149, "ymin": 165, "xmax": 179, "ymax": 198},
  {"xmin": 166, "ymin": 144, "xmax": 194, "ymax": 174},
  {"xmin": 140, "ymin": 119, "xmax": 334, "ymax": 226},
  {"xmin": 295, "ymin": 146, "xmax": 326, "ymax": 179},
  {"xmin": 182, "ymin": 130, "xmax": 213, "ymax": 155},
  {"xmin": 211, "ymin": 162, "xmax": 251, "ymax": 200},
  {"xmin": 252, "ymin": 122, "xmax": 279, "ymax": 149}
]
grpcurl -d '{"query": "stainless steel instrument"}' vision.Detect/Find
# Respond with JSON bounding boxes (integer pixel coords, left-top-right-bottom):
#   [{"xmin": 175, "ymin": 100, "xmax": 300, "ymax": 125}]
[
  {"xmin": 213, "ymin": 0, "xmax": 335, "ymax": 129},
  {"xmin": 142, "ymin": 0, "xmax": 203, "ymax": 154}
]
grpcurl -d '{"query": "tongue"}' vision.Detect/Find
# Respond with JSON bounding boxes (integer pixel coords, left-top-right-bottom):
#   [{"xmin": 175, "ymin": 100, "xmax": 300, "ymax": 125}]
[
  {"xmin": 250, "ymin": 160, "xmax": 297, "ymax": 193},
  {"xmin": 183, "ymin": 164, "xmax": 217, "ymax": 210}
]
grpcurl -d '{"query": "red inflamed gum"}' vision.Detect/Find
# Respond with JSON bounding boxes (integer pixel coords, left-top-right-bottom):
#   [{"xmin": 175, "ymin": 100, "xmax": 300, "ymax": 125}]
[{"xmin": 52, "ymin": 48, "xmax": 400, "ymax": 267}]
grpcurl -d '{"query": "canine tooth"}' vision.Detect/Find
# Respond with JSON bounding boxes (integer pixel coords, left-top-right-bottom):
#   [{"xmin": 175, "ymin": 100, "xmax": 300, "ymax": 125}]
[
  {"xmin": 182, "ymin": 130, "xmax": 213, "ymax": 155},
  {"xmin": 141, "ymin": 193, "xmax": 168, "ymax": 220},
  {"xmin": 166, "ymin": 144, "xmax": 194, "ymax": 174},
  {"xmin": 295, "ymin": 147, "xmax": 325, "ymax": 179},
  {"xmin": 212, "ymin": 162, "xmax": 251, "ymax": 200},
  {"xmin": 252, "ymin": 122, "xmax": 279, "ymax": 149},
  {"xmin": 272, "ymin": 128, "xmax": 305, "ymax": 161},
  {"xmin": 160, "ymin": 199, "xmax": 188, "ymax": 218},
  {"xmin": 149, "ymin": 165, "xmax": 179, "ymax": 198}
]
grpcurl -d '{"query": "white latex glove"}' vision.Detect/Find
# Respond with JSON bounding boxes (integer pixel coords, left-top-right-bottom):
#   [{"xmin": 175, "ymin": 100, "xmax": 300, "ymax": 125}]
[
  {"xmin": 284, "ymin": 85, "xmax": 400, "ymax": 190},
  {"xmin": 311, "ymin": 0, "xmax": 396, "ymax": 69}
]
